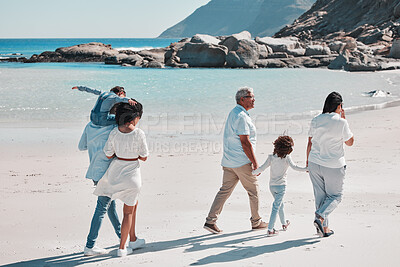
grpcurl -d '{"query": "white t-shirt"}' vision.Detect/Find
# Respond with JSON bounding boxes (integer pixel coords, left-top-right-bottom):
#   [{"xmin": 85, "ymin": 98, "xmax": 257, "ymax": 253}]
[
  {"xmin": 103, "ymin": 128, "xmax": 149, "ymax": 159},
  {"xmin": 252, "ymin": 154, "xmax": 307, "ymax": 186},
  {"xmin": 308, "ymin": 113, "xmax": 353, "ymax": 168}
]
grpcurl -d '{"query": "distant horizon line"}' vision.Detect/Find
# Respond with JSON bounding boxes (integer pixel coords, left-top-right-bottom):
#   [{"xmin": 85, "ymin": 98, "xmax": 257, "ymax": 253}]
[{"xmin": 0, "ymin": 37, "xmax": 181, "ymax": 39}]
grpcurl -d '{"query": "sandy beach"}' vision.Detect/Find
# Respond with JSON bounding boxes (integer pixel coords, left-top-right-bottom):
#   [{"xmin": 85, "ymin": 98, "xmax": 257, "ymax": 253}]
[{"xmin": 1, "ymin": 105, "xmax": 399, "ymax": 267}]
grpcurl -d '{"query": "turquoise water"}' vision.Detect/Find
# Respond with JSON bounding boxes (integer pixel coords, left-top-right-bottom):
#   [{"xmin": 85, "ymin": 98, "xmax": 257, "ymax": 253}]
[
  {"xmin": 1, "ymin": 38, "xmax": 399, "ymax": 131},
  {"xmin": 0, "ymin": 38, "xmax": 179, "ymax": 58},
  {"xmin": 0, "ymin": 63, "xmax": 399, "ymax": 125}
]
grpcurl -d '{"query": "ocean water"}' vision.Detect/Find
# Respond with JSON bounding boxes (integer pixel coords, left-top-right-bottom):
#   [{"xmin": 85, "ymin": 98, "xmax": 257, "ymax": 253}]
[
  {"xmin": 0, "ymin": 38, "xmax": 179, "ymax": 58},
  {"xmin": 0, "ymin": 38, "xmax": 399, "ymax": 136}
]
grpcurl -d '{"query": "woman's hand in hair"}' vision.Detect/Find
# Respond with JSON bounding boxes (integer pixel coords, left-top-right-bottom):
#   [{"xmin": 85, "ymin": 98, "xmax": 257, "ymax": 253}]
[
  {"xmin": 341, "ymin": 109, "xmax": 346, "ymax": 119},
  {"xmin": 128, "ymin": 99, "xmax": 137, "ymax": 106}
]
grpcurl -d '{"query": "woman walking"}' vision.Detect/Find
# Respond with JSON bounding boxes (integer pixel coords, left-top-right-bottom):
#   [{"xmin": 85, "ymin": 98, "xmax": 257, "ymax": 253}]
[{"xmin": 306, "ymin": 92, "xmax": 354, "ymax": 237}]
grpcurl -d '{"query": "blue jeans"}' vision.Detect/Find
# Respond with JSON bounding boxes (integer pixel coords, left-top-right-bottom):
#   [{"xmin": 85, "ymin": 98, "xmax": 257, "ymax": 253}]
[
  {"xmin": 268, "ymin": 185, "xmax": 286, "ymax": 231},
  {"xmin": 86, "ymin": 196, "xmax": 121, "ymax": 248},
  {"xmin": 308, "ymin": 162, "xmax": 345, "ymax": 227}
]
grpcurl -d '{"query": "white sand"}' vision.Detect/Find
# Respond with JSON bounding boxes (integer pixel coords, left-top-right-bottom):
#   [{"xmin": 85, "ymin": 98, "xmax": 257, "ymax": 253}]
[{"xmin": 0, "ymin": 106, "xmax": 399, "ymax": 267}]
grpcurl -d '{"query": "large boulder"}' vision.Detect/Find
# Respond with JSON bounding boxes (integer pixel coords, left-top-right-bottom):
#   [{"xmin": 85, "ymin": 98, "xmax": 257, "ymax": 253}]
[
  {"xmin": 26, "ymin": 51, "xmax": 66, "ymax": 63},
  {"xmin": 303, "ymin": 58, "xmax": 321, "ymax": 68},
  {"xmin": 220, "ymin": 31, "xmax": 252, "ymax": 51},
  {"xmin": 268, "ymin": 52, "xmax": 289, "ymax": 59},
  {"xmin": 344, "ymin": 62, "xmax": 379, "ymax": 72},
  {"xmin": 165, "ymin": 39, "xmax": 190, "ymax": 64},
  {"xmin": 105, "ymin": 54, "xmax": 143, "ymax": 66},
  {"xmin": 305, "ymin": 45, "xmax": 331, "ymax": 56},
  {"xmin": 137, "ymin": 48, "xmax": 167, "ymax": 63},
  {"xmin": 142, "ymin": 61, "xmax": 165, "ymax": 68},
  {"xmin": 328, "ymin": 41, "xmax": 344, "ymax": 53},
  {"xmin": 257, "ymin": 43, "xmax": 269, "ymax": 59},
  {"xmin": 55, "ymin": 42, "xmax": 119, "ymax": 61},
  {"xmin": 255, "ymin": 37, "xmax": 300, "ymax": 53},
  {"xmin": 190, "ymin": 34, "xmax": 221, "ymax": 46},
  {"xmin": 280, "ymin": 57, "xmax": 307, "ymax": 68},
  {"xmin": 256, "ymin": 59, "xmax": 287, "ymax": 68},
  {"xmin": 177, "ymin": 43, "xmax": 228, "ymax": 67},
  {"xmin": 286, "ymin": 49, "xmax": 305, "ymax": 57},
  {"xmin": 328, "ymin": 53, "xmax": 348, "ymax": 70},
  {"xmin": 226, "ymin": 39, "xmax": 259, "ymax": 68},
  {"xmin": 389, "ymin": 39, "xmax": 400, "ymax": 59}
]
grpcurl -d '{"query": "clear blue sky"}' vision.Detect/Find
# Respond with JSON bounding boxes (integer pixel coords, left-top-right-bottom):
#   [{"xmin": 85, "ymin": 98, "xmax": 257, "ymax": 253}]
[{"xmin": 0, "ymin": 0, "xmax": 210, "ymax": 38}]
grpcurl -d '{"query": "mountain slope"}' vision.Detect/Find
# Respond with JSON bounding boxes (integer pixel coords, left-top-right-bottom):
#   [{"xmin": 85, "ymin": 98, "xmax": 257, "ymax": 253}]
[
  {"xmin": 158, "ymin": 0, "xmax": 263, "ymax": 38},
  {"xmin": 158, "ymin": 0, "xmax": 315, "ymax": 38},
  {"xmin": 248, "ymin": 0, "xmax": 315, "ymax": 37}
]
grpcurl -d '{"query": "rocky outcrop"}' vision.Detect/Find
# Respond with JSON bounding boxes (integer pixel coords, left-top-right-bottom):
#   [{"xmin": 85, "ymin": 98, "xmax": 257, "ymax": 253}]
[
  {"xmin": 220, "ymin": 31, "xmax": 252, "ymax": 51},
  {"xmin": 177, "ymin": 43, "xmax": 228, "ymax": 67},
  {"xmin": 27, "ymin": 43, "xmax": 119, "ymax": 63},
  {"xmin": 226, "ymin": 39, "xmax": 260, "ymax": 68},
  {"xmin": 11, "ymin": 31, "xmax": 400, "ymax": 72},
  {"xmin": 255, "ymin": 36, "xmax": 300, "ymax": 52},
  {"xmin": 275, "ymin": 0, "xmax": 400, "ymax": 47},
  {"xmin": 190, "ymin": 34, "xmax": 221, "ymax": 46},
  {"xmin": 305, "ymin": 45, "xmax": 331, "ymax": 56},
  {"xmin": 389, "ymin": 39, "xmax": 400, "ymax": 59},
  {"xmin": 105, "ymin": 54, "xmax": 143, "ymax": 66}
]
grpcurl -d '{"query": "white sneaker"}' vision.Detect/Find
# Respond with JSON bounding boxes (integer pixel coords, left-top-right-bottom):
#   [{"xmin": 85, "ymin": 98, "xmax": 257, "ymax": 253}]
[
  {"xmin": 128, "ymin": 238, "xmax": 146, "ymax": 250},
  {"xmin": 83, "ymin": 246, "xmax": 107, "ymax": 256},
  {"xmin": 117, "ymin": 247, "xmax": 133, "ymax": 257}
]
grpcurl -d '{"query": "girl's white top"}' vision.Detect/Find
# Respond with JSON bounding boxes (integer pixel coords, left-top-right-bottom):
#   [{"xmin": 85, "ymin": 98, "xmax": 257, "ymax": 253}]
[
  {"xmin": 93, "ymin": 127, "xmax": 149, "ymax": 206},
  {"xmin": 252, "ymin": 154, "xmax": 307, "ymax": 186},
  {"xmin": 104, "ymin": 127, "xmax": 149, "ymax": 159}
]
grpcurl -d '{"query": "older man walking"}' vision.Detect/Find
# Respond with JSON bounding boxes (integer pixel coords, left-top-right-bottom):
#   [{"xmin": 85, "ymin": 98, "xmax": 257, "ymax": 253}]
[{"xmin": 204, "ymin": 87, "xmax": 267, "ymax": 234}]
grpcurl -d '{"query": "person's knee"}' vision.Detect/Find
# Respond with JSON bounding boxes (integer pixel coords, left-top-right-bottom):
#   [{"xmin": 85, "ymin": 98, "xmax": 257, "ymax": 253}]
[
  {"xmin": 95, "ymin": 199, "xmax": 109, "ymax": 213},
  {"xmin": 123, "ymin": 205, "xmax": 134, "ymax": 215}
]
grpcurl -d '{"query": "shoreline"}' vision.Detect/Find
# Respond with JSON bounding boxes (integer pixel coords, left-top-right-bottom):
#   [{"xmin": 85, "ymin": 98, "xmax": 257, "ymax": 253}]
[{"xmin": 1, "ymin": 96, "xmax": 399, "ymax": 128}]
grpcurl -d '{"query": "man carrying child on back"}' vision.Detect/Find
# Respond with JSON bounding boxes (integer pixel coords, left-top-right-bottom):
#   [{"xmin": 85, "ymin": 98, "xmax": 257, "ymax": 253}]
[
  {"xmin": 72, "ymin": 85, "xmax": 136, "ymax": 126},
  {"xmin": 74, "ymin": 85, "xmax": 137, "ymax": 256}
]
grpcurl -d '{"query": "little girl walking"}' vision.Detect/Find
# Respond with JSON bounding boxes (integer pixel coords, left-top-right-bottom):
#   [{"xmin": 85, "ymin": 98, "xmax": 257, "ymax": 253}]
[
  {"xmin": 252, "ymin": 136, "xmax": 307, "ymax": 236},
  {"xmin": 94, "ymin": 102, "xmax": 149, "ymax": 256}
]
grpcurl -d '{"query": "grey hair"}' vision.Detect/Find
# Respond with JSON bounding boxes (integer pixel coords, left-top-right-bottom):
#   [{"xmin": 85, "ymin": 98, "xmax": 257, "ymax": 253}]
[{"xmin": 236, "ymin": 86, "xmax": 254, "ymax": 103}]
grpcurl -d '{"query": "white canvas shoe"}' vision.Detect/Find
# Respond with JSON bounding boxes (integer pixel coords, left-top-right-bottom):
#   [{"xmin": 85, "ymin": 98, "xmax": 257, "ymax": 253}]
[
  {"xmin": 83, "ymin": 246, "xmax": 107, "ymax": 256},
  {"xmin": 128, "ymin": 238, "xmax": 146, "ymax": 250},
  {"xmin": 117, "ymin": 247, "xmax": 133, "ymax": 257}
]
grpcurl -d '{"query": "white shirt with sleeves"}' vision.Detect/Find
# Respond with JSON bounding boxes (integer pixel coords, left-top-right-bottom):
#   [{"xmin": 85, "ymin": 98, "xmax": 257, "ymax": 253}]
[
  {"xmin": 94, "ymin": 127, "xmax": 149, "ymax": 206},
  {"xmin": 308, "ymin": 113, "xmax": 353, "ymax": 168},
  {"xmin": 221, "ymin": 105, "xmax": 256, "ymax": 168},
  {"xmin": 103, "ymin": 127, "xmax": 149, "ymax": 159},
  {"xmin": 252, "ymin": 154, "xmax": 307, "ymax": 186}
]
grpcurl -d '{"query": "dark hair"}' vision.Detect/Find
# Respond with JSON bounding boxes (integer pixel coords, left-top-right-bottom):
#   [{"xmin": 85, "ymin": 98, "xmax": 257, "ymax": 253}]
[
  {"xmin": 114, "ymin": 100, "xmax": 143, "ymax": 126},
  {"xmin": 273, "ymin": 136, "xmax": 294, "ymax": 158},
  {"xmin": 110, "ymin": 86, "xmax": 125, "ymax": 95},
  {"xmin": 322, "ymin": 92, "xmax": 343, "ymax": 113}
]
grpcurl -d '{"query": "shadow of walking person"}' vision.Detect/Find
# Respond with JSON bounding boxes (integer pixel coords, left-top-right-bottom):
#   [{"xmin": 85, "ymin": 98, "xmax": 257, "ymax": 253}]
[{"xmin": 190, "ymin": 237, "xmax": 320, "ymax": 266}]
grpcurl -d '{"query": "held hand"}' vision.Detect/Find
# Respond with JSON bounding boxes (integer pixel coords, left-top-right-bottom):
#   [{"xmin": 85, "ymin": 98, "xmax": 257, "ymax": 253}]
[
  {"xmin": 252, "ymin": 162, "xmax": 259, "ymax": 171},
  {"xmin": 72, "ymin": 86, "xmax": 78, "ymax": 90}
]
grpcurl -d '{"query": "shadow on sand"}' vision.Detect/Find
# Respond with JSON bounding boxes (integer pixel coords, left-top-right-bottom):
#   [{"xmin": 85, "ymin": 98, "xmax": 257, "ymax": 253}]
[
  {"xmin": 3, "ymin": 231, "xmax": 319, "ymax": 266},
  {"xmin": 190, "ymin": 237, "xmax": 320, "ymax": 265}
]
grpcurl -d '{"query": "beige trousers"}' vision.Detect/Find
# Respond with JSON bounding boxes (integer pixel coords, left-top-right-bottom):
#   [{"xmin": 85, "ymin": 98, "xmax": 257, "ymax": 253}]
[{"xmin": 206, "ymin": 163, "xmax": 262, "ymax": 227}]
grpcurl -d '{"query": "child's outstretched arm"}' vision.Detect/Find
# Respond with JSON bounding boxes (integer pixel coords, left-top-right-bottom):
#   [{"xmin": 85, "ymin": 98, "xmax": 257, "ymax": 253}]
[
  {"xmin": 287, "ymin": 155, "xmax": 308, "ymax": 172},
  {"xmin": 72, "ymin": 86, "xmax": 102, "ymax": 96},
  {"xmin": 252, "ymin": 155, "xmax": 272, "ymax": 176}
]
